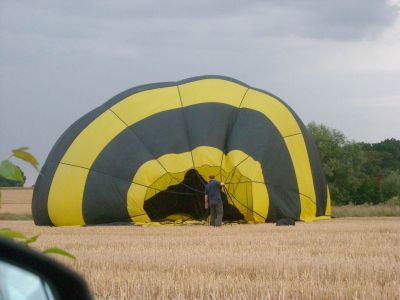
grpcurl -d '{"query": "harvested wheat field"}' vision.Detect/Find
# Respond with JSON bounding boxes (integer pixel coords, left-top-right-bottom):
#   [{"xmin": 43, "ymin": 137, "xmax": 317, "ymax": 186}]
[
  {"xmin": 0, "ymin": 188, "xmax": 33, "ymax": 214},
  {"xmin": 1, "ymin": 218, "xmax": 399, "ymax": 300}
]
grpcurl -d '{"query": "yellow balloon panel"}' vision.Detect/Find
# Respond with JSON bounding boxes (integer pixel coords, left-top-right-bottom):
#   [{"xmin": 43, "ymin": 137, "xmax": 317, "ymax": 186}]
[
  {"xmin": 241, "ymin": 181, "xmax": 255, "ymax": 222},
  {"xmin": 236, "ymin": 156, "xmax": 264, "ymax": 183},
  {"xmin": 226, "ymin": 181, "xmax": 255, "ymax": 221},
  {"xmin": 284, "ymin": 135, "xmax": 316, "ymax": 220},
  {"xmin": 132, "ymin": 160, "xmax": 166, "ymax": 187},
  {"xmin": 251, "ymin": 182, "xmax": 269, "ymax": 222},
  {"xmin": 111, "ymin": 86, "xmax": 181, "ymax": 126},
  {"xmin": 158, "ymin": 152, "xmax": 193, "ymax": 174},
  {"xmin": 127, "ymin": 183, "xmax": 149, "ymax": 222},
  {"xmin": 179, "ymin": 78, "xmax": 248, "ymax": 107},
  {"xmin": 48, "ymin": 164, "xmax": 88, "ymax": 226},
  {"xmin": 242, "ymin": 89, "xmax": 301, "ymax": 137},
  {"xmin": 325, "ymin": 186, "xmax": 331, "ymax": 217},
  {"xmin": 192, "ymin": 146, "xmax": 223, "ymax": 169},
  {"xmin": 224, "ymin": 166, "xmax": 244, "ymax": 185},
  {"xmin": 144, "ymin": 187, "xmax": 158, "ymax": 201},
  {"xmin": 221, "ymin": 149, "xmax": 248, "ymax": 174},
  {"xmin": 216, "ymin": 167, "xmax": 229, "ymax": 183},
  {"xmin": 145, "ymin": 173, "xmax": 180, "ymax": 200}
]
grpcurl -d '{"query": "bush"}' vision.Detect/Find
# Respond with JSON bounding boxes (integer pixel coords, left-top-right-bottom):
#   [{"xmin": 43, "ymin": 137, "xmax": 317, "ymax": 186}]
[{"xmin": 381, "ymin": 171, "xmax": 400, "ymax": 201}]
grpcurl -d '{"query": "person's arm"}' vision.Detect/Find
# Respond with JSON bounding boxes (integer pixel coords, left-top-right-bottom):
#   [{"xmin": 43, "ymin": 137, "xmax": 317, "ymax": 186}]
[{"xmin": 204, "ymin": 194, "xmax": 209, "ymax": 209}]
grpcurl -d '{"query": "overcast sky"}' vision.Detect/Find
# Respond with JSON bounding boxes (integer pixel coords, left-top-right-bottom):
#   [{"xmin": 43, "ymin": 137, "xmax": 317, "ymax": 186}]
[{"xmin": 1, "ymin": 0, "xmax": 400, "ymax": 185}]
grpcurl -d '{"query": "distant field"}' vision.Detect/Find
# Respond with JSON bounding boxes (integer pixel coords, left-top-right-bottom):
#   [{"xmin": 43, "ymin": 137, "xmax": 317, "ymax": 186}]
[
  {"xmin": 1, "ymin": 218, "xmax": 399, "ymax": 299},
  {"xmin": 0, "ymin": 188, "xmax": 32, "ymax": 215},
  {"xmin": 332, "ymin": 201, "xmax": 400, "ymax": 217}
]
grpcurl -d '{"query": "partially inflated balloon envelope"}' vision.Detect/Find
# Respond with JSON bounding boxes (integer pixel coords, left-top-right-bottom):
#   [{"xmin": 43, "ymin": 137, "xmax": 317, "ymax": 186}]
[{"xmin": 32, "ymin": 76, "xmax": 331, "ymax": 226}]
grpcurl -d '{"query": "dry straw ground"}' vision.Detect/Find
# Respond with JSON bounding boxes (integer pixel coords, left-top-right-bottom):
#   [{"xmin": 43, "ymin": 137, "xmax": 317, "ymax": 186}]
[
  {"xmin": 0, "ymin": 188, "xmax": 32, "ymax": 215},
  {"xmin": 1, "ymin": 218, "xmax": 399, "ymax": 300}
]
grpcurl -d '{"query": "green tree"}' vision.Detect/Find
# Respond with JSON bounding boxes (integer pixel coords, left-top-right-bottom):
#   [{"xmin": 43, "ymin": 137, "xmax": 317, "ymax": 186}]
[
  {"xmin": 308, "ymin": 122, "xmax": 348, "ymax": 204},
  {"xmin": 372, "ymin": 138, "xmax": 400, "ymax": 171},
  {"xmin": 307, "ymin": 122, "xmax": 346, "ymax": 176},
  {"xmin": 381, "ymin": 171, "xmax": 400, "ymax": 201},
  {"xmin": 307, "ymin": 122, "xmax": 379, "ymax": 205}
]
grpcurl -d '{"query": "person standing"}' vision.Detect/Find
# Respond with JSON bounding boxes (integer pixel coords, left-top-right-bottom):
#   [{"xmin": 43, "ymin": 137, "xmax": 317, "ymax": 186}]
[{"xmin": 204, "ymin": 175, "xmax": 224, "ymax": 226}]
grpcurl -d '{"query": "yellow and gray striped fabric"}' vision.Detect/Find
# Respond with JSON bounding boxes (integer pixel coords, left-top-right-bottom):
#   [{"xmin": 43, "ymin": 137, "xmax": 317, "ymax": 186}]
[{"xmin": 32, "ymin": 76, "xmax": 331, "ymax": 226}]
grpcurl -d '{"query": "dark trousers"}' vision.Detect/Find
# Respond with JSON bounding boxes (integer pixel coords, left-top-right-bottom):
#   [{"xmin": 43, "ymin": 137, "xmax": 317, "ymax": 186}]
[{"xmin": 210, "ymin": 203, "xmax": 223, "ymax": 226}]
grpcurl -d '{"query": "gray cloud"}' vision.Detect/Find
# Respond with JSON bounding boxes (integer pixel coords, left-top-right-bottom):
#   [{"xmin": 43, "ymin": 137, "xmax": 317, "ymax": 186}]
[
  {"xmin": 259, "ymin": 0, "xmax": 399, "ymax": 39},
  {"xmin": 1, "ymin": 0, "xmax": 398, "ymax": 42}
]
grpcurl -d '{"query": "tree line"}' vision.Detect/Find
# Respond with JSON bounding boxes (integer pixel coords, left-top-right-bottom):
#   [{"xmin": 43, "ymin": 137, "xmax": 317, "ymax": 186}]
[{"xmin": 308, "ymin": 122, "xmax": 400, "ymax": 205}]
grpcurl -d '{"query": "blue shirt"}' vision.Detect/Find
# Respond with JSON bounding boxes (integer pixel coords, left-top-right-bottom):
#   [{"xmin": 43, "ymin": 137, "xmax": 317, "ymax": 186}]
[{"xmin": 205, "ymin": 180, "xmax": 222, "ymax": 204}]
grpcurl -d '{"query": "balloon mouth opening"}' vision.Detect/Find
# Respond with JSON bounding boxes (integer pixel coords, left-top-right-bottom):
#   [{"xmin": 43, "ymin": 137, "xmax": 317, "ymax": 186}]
[{"xmin": 142, "ymin": 168, "xmax": 253, "ymax": 223}]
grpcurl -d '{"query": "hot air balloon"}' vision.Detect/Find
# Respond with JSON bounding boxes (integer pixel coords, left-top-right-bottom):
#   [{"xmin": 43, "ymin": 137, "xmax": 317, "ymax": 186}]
[{"xmin": 32, "ymin": 76, "xmax": 330, "ymax": 226}]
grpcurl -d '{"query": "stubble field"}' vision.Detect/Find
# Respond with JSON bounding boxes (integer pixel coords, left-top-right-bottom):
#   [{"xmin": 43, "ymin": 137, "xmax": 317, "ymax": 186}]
[
  {"xmin": 0, "ymin": 188, "xmax": 32, "ymax": 215},
  {"xmin": 1, "ymin": 218, "xmax": 399, "ymax": 299}
]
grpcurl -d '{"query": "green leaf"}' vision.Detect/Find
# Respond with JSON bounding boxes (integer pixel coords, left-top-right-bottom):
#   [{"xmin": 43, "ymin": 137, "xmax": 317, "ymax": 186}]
[
  {"xmin": 43, "ymin": 247, "xmax": 76, "ymax": 260},
  {"xmin": 13, "ymin": 147, "xmax": 29, "ymax": 152},
  {"xmin": 0, "ymin": 160, "xmax": 24, "ymax": 182},
  {"xmin": 24, "ymin": 234, "xmax": 40, "ymax": 244},
  {"xmin": 11, "ymin": 147, "xmax": 39, "ymax": 171},
  {"xmin": 0, "ymin": 228, "xmax": 27, "ymax": 240}
]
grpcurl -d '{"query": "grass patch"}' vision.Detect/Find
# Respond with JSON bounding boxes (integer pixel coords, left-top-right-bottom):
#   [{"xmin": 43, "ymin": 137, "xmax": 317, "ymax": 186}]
[
  {"xmin": 332, "ymin": 198, "xmax": 400, "ymax": 217},
  {"xmin": 0, "ymin": 212, "xmax": 33, "ymax": 220}
]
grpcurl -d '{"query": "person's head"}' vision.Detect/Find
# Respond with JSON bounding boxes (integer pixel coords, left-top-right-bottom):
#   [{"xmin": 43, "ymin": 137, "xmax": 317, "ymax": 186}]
[{"xmin": 209, "ymin": 175, "xmax": 215, "ymax": 180}]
